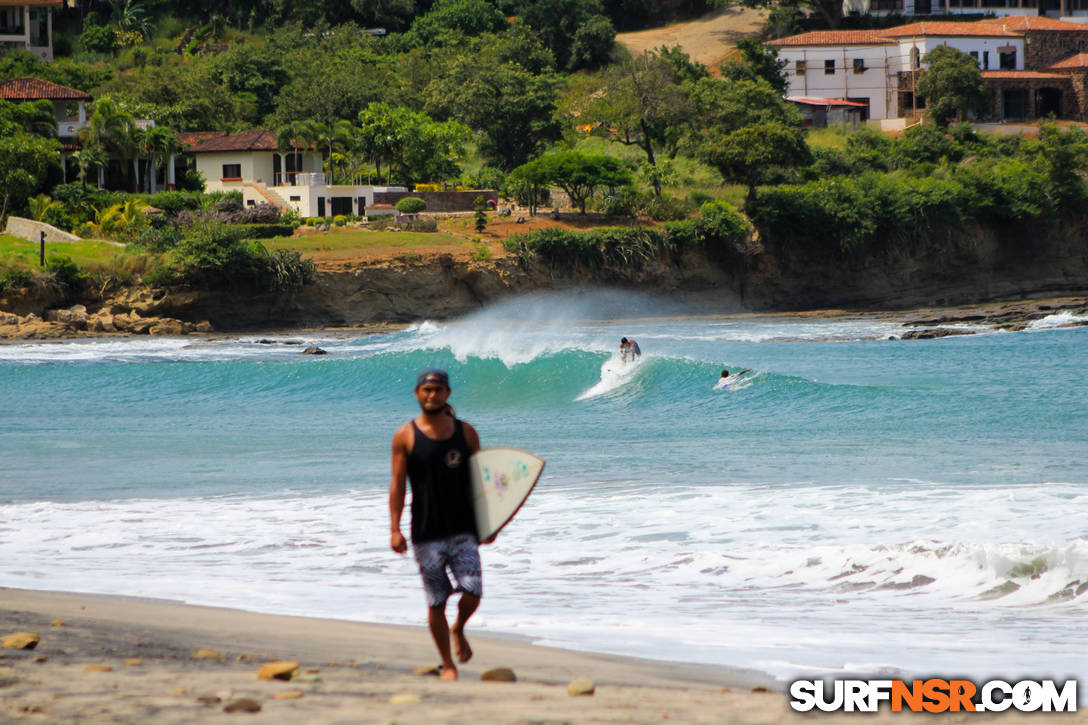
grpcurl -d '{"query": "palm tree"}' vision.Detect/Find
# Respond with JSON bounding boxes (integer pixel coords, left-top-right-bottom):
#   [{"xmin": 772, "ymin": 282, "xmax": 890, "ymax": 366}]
[
  {"xmin": 14, "ymin": 99, "xmax": 58, "ymax": 138},
  {"xmin": 141, "ymin": 126, "xmax": 180, "ymax": 193},
  {"xmin": 71, "ymin": 146, "xmax": 107, "ymax": 192},
  {"xmin": 80, "ymin": 97, "xmax": 135, "ymax": 189},
  {"xmin": 275, "ymin": 120, "xmax": 309, "ymax": 185}
]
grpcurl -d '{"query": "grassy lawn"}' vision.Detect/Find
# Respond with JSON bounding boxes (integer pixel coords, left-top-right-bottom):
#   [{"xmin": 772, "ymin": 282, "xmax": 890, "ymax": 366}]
[
  {"xmin": 263, "ymin": 229, "xmax": 469, "ymax": 253},
  {"xmin": 0, "ymin": 234, "xmax": 123, "ymax": 270},
  {"xmin": 806, "ymin": 125, "xmax": 853, "ymax": 151}
]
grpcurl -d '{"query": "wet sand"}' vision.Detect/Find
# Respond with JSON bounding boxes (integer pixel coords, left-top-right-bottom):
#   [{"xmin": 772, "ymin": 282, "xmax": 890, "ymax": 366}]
[{"xmin": 2, "ymin": 587, "xmax": 1084, "ymax": 723}]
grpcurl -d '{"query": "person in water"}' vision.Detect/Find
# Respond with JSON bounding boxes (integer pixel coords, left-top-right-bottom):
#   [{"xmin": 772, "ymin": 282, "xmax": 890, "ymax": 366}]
[
  {"xmin": 389, "ymin": 367, "xmax": 483, "ymax": 681},
  {"xmin": 620, "ymin": 337, "xmax": 641, "ymax": 363},
  {"xmin": 715, "ymin": 368, "xmax": 752, "ymax": 388}
]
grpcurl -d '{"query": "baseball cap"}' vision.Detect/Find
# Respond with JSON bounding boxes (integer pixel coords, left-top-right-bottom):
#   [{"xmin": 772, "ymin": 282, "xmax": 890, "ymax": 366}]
[{"xmin": 416, "ymin": 367, "xmax": 450, "ymax": 388}]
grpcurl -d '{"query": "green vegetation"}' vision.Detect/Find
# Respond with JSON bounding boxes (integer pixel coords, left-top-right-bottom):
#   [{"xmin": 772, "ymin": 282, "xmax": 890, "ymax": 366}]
[
  {"xmin": 263, "ymin": 229, "xmax": 465, "ymax": 252},
  {"xmin": 917, "ymin": 46, "xmax": 989, "ymax": 129},
  {"xmin": 395, "ymin": 197, "xmax": 428, "ymax": 213}
]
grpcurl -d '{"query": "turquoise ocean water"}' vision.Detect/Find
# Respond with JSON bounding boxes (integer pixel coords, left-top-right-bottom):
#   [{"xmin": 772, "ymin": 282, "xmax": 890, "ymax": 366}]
[{"xmin": 1, "ymin": 291, "xmax": 1086, "ymax": 687}]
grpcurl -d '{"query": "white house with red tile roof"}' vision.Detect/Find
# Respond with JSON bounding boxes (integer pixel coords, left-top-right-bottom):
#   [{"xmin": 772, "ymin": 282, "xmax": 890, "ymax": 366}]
[
  {"xmin": 768, "ymin": 18, "xmax": 1088, "ymax": 121},
  {"xmin": 846, "ymin": 0, "xmax": 1088, "ymax": 20},
  {"xmin": 0, "ymin": 0, "xmax": 61, "ymax": 61},
  {"xmin": 0, "ymin": 77, "xmax": 92, "ymax": 138},
  {"xmin": 185, "ymin": 129, "xmax": 407, "ymax": 218}
]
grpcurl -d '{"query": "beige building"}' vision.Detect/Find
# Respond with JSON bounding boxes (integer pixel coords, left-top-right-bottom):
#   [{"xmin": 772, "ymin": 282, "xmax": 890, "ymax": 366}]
[
  {"xmin": 0, "ymin": 0, "xmax": 59, "ymax": 61},
  {"xmin": 184, "ymin": 129, "xmax": 407, "ymax": 217}
]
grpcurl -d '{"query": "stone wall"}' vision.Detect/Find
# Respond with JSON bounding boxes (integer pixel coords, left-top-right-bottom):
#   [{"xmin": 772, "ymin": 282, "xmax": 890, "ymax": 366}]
[
  {"xmin": 370, "ymin": 190, "xmax": 498, "ymax": 213},
  {"xmin": 1024, "ymin": 31, "xmax": 1088, "ymax": 71},
  {"xmin": 1053, "ymin": 67, "xmax": 1088, "ymax": 121},
  {"xmin": 4, "ymin": 217, "xmax": 81, "ymax": 244},
  {"xmin": 985, "ymin": 76, "xmax": 1076, "ymax": 120}
]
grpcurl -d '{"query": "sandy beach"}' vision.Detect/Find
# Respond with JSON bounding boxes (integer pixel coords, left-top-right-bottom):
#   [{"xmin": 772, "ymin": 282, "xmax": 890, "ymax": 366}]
[{"xmin": 0, "ymin": 587, "xmax": 1082, "ymax": 724}]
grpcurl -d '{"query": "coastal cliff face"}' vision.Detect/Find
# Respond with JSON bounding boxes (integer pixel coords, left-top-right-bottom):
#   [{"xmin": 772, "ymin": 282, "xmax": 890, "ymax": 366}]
[{"xmin": 2, "ymin": 217, "xmax": 1087, "ymax": 334}]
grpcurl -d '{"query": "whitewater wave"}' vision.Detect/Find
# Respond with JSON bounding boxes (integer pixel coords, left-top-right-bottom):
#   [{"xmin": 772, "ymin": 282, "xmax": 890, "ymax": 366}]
[{"xmin": 576, "ymin": 354, "xmax": 644, "ymax": 400}]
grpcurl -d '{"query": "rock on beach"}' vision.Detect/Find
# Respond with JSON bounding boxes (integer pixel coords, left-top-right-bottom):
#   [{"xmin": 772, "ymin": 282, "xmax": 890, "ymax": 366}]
[
  {"xmin": 2, "ymin": 633, "xmax": 40, "ymax": 650},
  {"xmin": 257, "ymin": 661, "xmax": 299, "ymax": 681}
]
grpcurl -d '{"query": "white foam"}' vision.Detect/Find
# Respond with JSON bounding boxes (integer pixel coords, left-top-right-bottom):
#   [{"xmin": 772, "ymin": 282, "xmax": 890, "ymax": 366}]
[
  {"xmin": 1028, "ymin": 311, "xmax": 1088, "ymax": 330},
  {"xmin": 575, "ymin": 354, "xmax": 643, "ymax": 400}
]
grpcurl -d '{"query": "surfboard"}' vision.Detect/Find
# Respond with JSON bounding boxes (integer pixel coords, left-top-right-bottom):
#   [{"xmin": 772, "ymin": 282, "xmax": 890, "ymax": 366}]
[{"xmin": 469, "ymin": 447, "xmax": 545, "ymax": 542}]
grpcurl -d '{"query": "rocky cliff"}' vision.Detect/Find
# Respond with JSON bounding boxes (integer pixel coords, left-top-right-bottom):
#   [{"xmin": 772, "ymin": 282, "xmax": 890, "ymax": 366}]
[{"xmin": 2, "ymin": 216, "xmax": 1087, "ymax": 338}]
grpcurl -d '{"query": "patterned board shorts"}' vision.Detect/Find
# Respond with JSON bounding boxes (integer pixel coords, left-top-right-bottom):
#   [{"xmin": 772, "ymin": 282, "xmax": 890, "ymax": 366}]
[{"xmin": 412, "ymin": 533, "xmax": 483, "ymax": 608}]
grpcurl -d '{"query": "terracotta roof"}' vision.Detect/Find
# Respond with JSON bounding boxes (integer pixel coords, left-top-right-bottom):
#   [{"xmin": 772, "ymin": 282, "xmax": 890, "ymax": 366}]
[
  {"xmin": 983, "ymin": 70, "xmax": 1070, "ymax": 79},
  {"xmin": 788, "ymin": 96, "xmax": 868, "ymax": 107},
  {"xmin": 1049, "ymin": 52, "xmax": 1088, "ymax": 69},
  {"xmin": 177, "ymin": 130, "xmax": 228, "ymax": 149},
  {"xmin": 767, "ymin": 30, "xmax": 891, "ymax": 46},
  {"xmin": 0, "ymin": 77, "xmax": 91, "ymax": 101},
  {"xmin": 187, "ymin": 129, "xmax": 280, "ymax": 153},
  {"xmin": 880, "ymin": 22, "xmax": 1021, "ymax": 38},
  {"xmin": 977, "ymin": 16, "xmax": 1088, "ymax": 32}
]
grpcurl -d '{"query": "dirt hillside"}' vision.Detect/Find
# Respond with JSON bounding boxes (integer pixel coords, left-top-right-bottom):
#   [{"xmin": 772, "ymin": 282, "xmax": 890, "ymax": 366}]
[{"xmin": 616, "ymin": 6, "xmax": 767, "ymax": 72}]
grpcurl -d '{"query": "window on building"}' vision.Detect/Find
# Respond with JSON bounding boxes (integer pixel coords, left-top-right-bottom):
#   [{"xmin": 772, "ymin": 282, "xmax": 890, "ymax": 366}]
[
  {"xmin": 289, "ymin": 195, "xmax": 301, "ymax": 202},
  {"xmin": 853, "ymin": 58, "xmax": 866, "ymax": 74},
  {"xmin": 983, "ymin": 51, "xmax": 990, "ymax": 70},
  {"xmin": 222, "ymin": 163, "xmax": 242, "ymax": 179},
  {"xmin": 970, "ymin": 50, "xmax": 979, "ymax": 66},
  {"xmin": 999, "ymin": 48, "xmax": 1016, "ymax": 70},
  {"xmin": 246, "ymin": 199, "xmax": 256, "ymax": 207},
  {"xmin": 825, "ymin": 59, "xmax": 835, "ymax": 75},
  {"xmin": 796, "ymin": 60, "xmax": 807, "ymax": 75}
]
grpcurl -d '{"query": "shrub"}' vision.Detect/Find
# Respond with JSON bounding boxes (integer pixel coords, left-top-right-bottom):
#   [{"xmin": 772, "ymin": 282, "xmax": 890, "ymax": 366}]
[
  {"xmin": 0, "ymin": 265, "xmax": 34, "ymax": 293},
  {"xmin": 400, "ymin": 216, "xmax": 437, "ymax": 232},
  {"xmin": 471, "ymin": 241, "xmax": 492, "ymax": 261},
  {"xmin": 595, "ymin": 188, "xmax": 648, "ymax": 218},
  {"xmin": 80, "ymin": 24, "xmax": 116, "ymax": 53},
  {"xmin": 644, "ymin": 195, "xmax": 690, "ymax": 222},
  {"xmin": 688, "ymin": 190, "xmax": 714, "ymax": 207},
  {"xmin": 332, "ymin": 214, "xmax": 348, "ymax": 227},
  {"xmin": 145, "ymin": 190, "xmax": 205, "ymax": 216},
  {"xmin": 45, "ymin": 254, "xmax": 87, "ymax": 292},
  {"xmin": 396, "ymin": 197, "xmax": 427, "ymax": 213},
  {"xmin": 235, "ymin": 223, "xmax": 296, "ymax": 239},
  {"xmin": 266, "ymin": 248, "xmax": 315, "ymax": 291},
  {"xmin": 504, "ymin": 226, "xmax": 669, "ymax": 271}
]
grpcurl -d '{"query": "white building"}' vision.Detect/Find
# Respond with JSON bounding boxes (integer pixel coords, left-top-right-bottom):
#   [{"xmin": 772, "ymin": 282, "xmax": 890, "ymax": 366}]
[
  {"xmin": 184, "ymin": 129, "xmax": 407, "ymax": 218},
  {"xmin": 843, "ymin": 0, "xmax": 1088, "ymax": 19},
  {"xmin": 767, "ymin": 20, "xmax": 1069, "ymax": 121},
  {"xmin": 0, "ymin": 0, "xmax": 58, "ymax": 61}
]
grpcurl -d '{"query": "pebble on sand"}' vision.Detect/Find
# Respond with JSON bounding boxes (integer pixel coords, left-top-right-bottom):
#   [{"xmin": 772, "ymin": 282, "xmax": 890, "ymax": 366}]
[
  {"xmin": 389, "ymin": 693, "xmax": 422, "ymax": 705},
  {"xmin": 274, "ymin": 690, "xmax": 305, "ymax": 700},
  {"xmin": 568, "ymin": 676, "xmax": 596, "ymax": 696},
  {"xmin": 125, "ymin": 659, "xmax": 142, "ymax": 667},
  {"xmin": 2, "ymin": 633, "xmax": 40, "ymax": 650},
  {"xmin": 481, "ymin": 667, "xmax": 517, "ymax": 682},
  {"xmin": 193, "ymin": 649, "xmax": 223, "ymax": 660},
  {"xmin": 257, "ymin": 661, "xmax": 300, "ymax": 681},
  {"xmin": 84, "ymin": 665, "xmax": 113, "ymax": 673},
  {"xmin": 751, "ymin": 686, "xmax": 770, "ymax": 693},
  {"xmin": 50, "ymin": 620, "xmax": 65, "ymax": 627},
  {"xmin": 223, "ymin": 697, "xmax": 262, "ymax": 713}
]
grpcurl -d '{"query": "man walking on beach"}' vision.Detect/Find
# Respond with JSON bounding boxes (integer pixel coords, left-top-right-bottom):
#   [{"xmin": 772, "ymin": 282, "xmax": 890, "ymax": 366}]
[{"xmin": 390, "ymin": 367, "xmax": 482, "ymax": 681}]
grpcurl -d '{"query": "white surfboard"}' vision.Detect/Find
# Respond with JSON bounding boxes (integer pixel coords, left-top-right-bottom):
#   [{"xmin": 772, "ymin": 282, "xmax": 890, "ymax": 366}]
[{"xmin": 469, "ymin": 447, "xmax": 545, "ymax": 542}]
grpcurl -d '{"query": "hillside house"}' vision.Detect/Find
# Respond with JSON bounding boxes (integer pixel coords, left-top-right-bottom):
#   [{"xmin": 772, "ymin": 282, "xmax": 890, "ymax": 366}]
[
  {"xmin": 183, "ymin": 129, "xmax": 408, "ymax": 217},
  {"xmin": 844, "ymin": 0, "xmax": 1088, "ymax": 20},
  {"xmin": 768, "ymin": 17, "xmax": 1088, "ymax": 121},
  {"xmin": 0, "ymin": 77, "xmax": 169, "ymax": 189},
  {"xmin": 0, "ymin": 0, "xmax": 59, "ymax": 61}
]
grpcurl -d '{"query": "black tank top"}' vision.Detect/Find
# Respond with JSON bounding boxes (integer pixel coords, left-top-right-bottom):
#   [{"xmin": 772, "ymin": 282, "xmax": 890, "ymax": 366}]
[{"xmin": 406, "ymin": 419, "xmax": 477, "ymax": 543}]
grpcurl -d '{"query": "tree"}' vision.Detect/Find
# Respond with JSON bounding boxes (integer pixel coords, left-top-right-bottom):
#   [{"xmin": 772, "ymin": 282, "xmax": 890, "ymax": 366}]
[
  {"xmin": 720, "ymin": 39, "xmax": 789, "ymax": 96},
  {"xmin": 356, "ymin": 103, "xmax": 469, "ymax": 186},
  {"xmin": 398, "ymin": 0, "xmax": 508, "ymax": 48},
  {"xmin": 743, "ymin": 0, "xmax": 846, "ymax": 30},
  {"xmin": 510, "ymin": 151, "xmax": 632, "ymax": 214},
  {"xmin": 916, "ymin": 45, "xmax": 989, "ymax": 128},
  {"xmin": 423, "ymin": 55, "xmax": 561, "ymax": 171},
  {"xmin": 142, "ymin": 126, "xmax": 182, "ymax": 193},
  {"xmin": 0, "ymin": 132, "xmax": 60, "ymax": 220},
  {"xmin": 522, "ymin": 0, "xmax": 615, "ymax": 71},
  {"xmin": 697, "ymin": 121, "xmax": 811, "ymax": 206},
  {"xmin": 79, "ymin": 97, "xmax": 136, "ymax": 189},
  {"xmin": 563, "ymin": 47, "xmax": 694, "ymax": 196},
  {"xmin": 473, "ymin": 195, "xmax": 487, "ymax": 233},
  {"xmin": 682, "ymin": 77, "xmax": 802, "ymax": 160}
]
